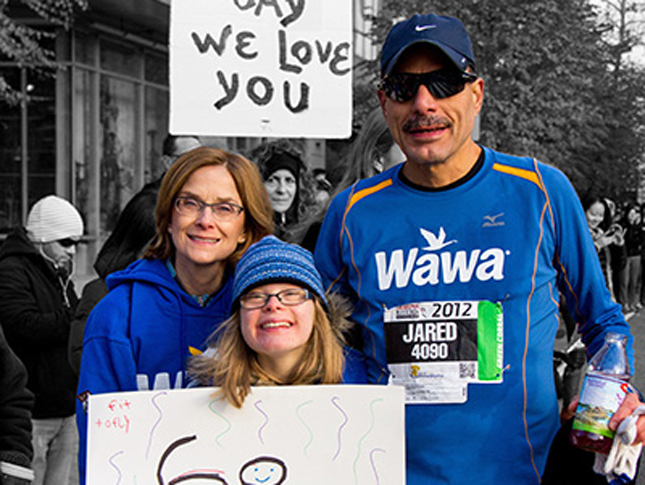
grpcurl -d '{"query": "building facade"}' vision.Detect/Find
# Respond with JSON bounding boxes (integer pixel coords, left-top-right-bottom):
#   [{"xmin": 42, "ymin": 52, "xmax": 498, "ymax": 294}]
[{"xmin": 0, "ymin": 0, "xmax": 381, "ymax": 279}]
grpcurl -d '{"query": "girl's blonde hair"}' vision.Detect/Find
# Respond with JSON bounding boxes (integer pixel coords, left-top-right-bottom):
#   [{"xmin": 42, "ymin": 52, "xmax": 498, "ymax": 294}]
[{"xmin": 189, "ymin": 295, "xmax": 348, "ymax": 408}]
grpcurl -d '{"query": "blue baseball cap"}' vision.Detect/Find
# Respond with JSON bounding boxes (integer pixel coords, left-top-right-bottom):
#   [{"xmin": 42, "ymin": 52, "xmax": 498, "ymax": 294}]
[{"xmin": 380, "ymin": 13, "xmax": 475, "ymax": 77}]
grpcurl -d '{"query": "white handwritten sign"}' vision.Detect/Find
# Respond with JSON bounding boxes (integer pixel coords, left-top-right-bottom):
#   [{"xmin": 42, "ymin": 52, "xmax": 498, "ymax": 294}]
[
  {"xmin": 169, "ymin": 0, "xmax": 353, "ymax": 138},
  {"xmin": 87, "ymin": 385, "xmax": 405, "ymax": 484}
]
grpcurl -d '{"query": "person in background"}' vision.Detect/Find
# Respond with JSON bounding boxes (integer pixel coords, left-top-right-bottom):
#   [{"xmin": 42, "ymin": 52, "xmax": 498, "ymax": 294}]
[
  {"xmin": 68, "ymin": 184, "xmax": 159, "ymax": 376},
  {"xmin": 0, "ymin": 195, "xmax": 84, "ymax": 485},
  {"xmin": 76, "ymin": 147, "xmax": 274, "ymax": 484},
  {"xmin": 311, "ymin": 168, "xmax": 332, "ymax": 210},
  {"xmin": 253, "ymin": 141, "xmax": 311, "ymax": 242},
  {"xmin": 608, "ymin": 200, "xmax": 628, "ymax": 305},
  {"xmin": 619, "ymin": 203, "xmax": 642, "ymax": 313},
  {"xmin": 314, "ymin": 13, "xmax": 639, "ymax": 484},
  {"xmin": 336, "ymin": 106, "xmax": 405, "ymax": 190},
  {"xmin": 641, "ymin": 202, "xmax": 645, "ymax": 308},
  {"xmin": 188, "ymin": 235, "xmax": 366, "ymax": 408},
  {"xmin": 150, "ymin": 134, "xmax": 202, "ymax": 182},
  {"xmin": 0, "ymin": 325, "xmax": 34, "ymax": 483},
  {"xmin": 581, "ymin": 194, "xmax": 624, "ymax": 299},
  {"xmin": 300, "ymin": 107, "xmax": 405, "ymax": 253}
]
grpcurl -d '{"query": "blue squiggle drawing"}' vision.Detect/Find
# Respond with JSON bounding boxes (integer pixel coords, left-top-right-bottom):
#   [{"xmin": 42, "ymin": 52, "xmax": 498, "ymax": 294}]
[
  {"xmin": 369, "ymin": 448, "xmax": 386, "ymax": 485},
  {"xmin": 208, "ymin": 398, "xmax": 232, "ymax": 448},
  {"xmin": 331, "ymin": 396, "xmax": 349, "ymax": 461},
  {"xmin": 295, "ymin": 400, "xmax": 314, "ymax": 456},
  {"xmin": 146, "ymin": 391, "xmax": 168, "ymax": 459},
  {"xmin": 108, "ymin": 451, "xmax": 124, "ymax": 485},
  {"xmin": 254, "ymin": 400, "xmax": 269, "ymax": 445},
  {"xmin": 352, "ymin": 398, "xmax": 384, "ymax": 484}
]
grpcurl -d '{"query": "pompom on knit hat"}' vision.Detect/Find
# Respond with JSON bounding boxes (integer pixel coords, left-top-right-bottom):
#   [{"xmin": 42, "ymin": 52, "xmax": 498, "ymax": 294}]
[
  {"xmin": 233, "ymin": 235, "xmax": 327, "ymax": 307},
  {"xmin": 26, "ymin": 195, "xmax": 84, "ymax": 243}
]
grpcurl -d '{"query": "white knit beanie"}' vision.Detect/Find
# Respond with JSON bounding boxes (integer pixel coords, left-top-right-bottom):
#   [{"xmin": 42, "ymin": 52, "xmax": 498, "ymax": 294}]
[{"xmin": 26, "ymin": 195, "xmax": 84, "ymax": 243}]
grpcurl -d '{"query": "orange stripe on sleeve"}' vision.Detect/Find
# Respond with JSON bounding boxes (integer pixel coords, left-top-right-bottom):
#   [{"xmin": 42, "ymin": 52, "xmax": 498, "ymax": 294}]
[
  {"xmin": 492, "ymin": 163, "xmax": 540, "ymax": 186},
  {"xmin": 347, "ymin": 179, "xmax": 393, "ymax": 211}
]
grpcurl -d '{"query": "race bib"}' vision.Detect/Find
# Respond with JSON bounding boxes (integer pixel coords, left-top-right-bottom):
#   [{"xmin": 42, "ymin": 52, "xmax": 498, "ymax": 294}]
[{"xmin": 384, "ymin": 300, "xmax": 503, "ymax": 404}]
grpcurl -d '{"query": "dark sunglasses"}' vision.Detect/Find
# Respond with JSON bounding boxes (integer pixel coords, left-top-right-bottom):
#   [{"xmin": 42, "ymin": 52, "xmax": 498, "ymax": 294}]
[
  {"xmin": 57, "ymin": 238, "xmax": 80, "ymax": 248},
  {"xmin": 379, "ymin": 69, "xmax": 478, "ymax": 102}
]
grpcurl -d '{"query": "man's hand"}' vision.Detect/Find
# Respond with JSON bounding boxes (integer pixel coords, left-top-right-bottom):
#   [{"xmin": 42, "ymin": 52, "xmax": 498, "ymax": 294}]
[
  {"xmin": 561, "ymin": 396, "xmax": 578, "ymax": 422},
  {"xmin": 609, "ymin": 393, "xmax": 645, "ymax": 445}
]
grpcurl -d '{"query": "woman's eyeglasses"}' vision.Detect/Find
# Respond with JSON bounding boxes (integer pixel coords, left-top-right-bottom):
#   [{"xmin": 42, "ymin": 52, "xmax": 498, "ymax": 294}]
[
  {"xmin": 240, "ymin": 288, "xmax": 312, "ymax": 310},
  {"xmin": 174, "ymin": 196, "xmax": 244, "ymax": 222},
  {"xmin": 379, "ymin": 69, "xmax": 478, "ymax": 103}
]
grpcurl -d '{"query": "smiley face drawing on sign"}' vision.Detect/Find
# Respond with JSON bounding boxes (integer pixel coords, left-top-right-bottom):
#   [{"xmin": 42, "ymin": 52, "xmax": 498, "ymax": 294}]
[{"xmin": 239, "ymin": 456, "xmax": 287, "ymax": 485}]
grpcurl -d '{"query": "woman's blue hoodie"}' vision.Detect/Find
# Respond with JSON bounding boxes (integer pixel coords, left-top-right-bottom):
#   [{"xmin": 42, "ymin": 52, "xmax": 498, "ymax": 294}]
[{"xmin": 75, "ymin": 258, "xmax": 233, "ymax": 483}]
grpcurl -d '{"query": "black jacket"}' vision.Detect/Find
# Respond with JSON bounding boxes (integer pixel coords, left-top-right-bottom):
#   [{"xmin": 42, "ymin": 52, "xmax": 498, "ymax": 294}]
[
  {"xmin": 0, "ymin": 227, "xmax": 78, "ymax": 418},
  {"xmin": 68, "ymin": 277, "xmax": 108, "ymax": 376},
  {"xmin": 0, "ymin": 325, "xmax": 33, "ymax": 468}
]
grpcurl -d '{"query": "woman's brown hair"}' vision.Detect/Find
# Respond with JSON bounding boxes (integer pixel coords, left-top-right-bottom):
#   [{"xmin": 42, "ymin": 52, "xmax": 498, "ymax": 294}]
[{"xmin": 144, "ymin": 146, "xmax": 274, "ymax": 265}]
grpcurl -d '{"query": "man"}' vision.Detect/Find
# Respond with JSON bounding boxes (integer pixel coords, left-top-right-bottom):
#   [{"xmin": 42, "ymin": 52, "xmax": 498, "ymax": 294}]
[
  {"xmin": 150, "ymin": 134, "xmax": 202, "ymax": 181},
  {"xmin": 0, "ymin": 195, "xmax": 84, "ymax": 485},
  {"xmin": 314, "ymin": 13, "xmax": 639, "ymax": 484}
]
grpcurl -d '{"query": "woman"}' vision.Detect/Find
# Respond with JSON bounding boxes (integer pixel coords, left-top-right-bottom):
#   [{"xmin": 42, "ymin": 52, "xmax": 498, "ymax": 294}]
[
  {"xmin": 254, "ymin": 142, "xmax": 311, "ymax": 242},
  {"xmin": 336, "ymin": 106, "xmax": 404, "ymax": 187},
  {"xmin": 76, "ymin": 147, "xmax": 273, "ymax": 482},
  {"xmin": 300, "ymin": 107, "xmax": 404, "ymax": 252},
  {"xmin": 189, "ymin": 235, "xmax": 366, "ymax": 408},
  {"xmin": 619, "ymin": 203, "xmax": 642, "ymax": 313},
  {"xmin": 581, "ymin": 194, "xmax": 624, "ymax": 299}
]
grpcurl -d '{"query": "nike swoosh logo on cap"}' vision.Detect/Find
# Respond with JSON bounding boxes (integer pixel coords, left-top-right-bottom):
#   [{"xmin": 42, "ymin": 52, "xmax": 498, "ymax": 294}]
[{"xmin": 415, "ymin": 25, "xmax": 437, "ymax": 31}]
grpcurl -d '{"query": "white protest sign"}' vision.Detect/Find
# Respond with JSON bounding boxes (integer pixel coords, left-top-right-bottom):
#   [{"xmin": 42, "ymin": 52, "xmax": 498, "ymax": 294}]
[
  {"xmin": 170, "ymin": 0, "xmax": 353, "ymax": 138},
  {"xmin": 87, "ymin": 385, "xmax": 405, "ymax": 484}
]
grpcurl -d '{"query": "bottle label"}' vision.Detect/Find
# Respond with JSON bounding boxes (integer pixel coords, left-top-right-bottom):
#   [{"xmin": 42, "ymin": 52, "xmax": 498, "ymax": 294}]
[{"xmin": 572, "ymin": 374, "xmax": 629, "ymax": 438}]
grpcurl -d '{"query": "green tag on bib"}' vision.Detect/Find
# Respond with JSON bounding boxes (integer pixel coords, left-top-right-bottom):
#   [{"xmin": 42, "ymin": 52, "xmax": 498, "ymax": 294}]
[{"xmin": 477, "ymin": 301, "xmax": 504, "ymax": 381}]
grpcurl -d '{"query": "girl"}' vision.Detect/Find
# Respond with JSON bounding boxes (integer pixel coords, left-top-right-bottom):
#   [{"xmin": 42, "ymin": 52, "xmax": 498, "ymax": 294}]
[{"xmin": 189, "ymin": 235, "xmax": 366, "ymax": 407}]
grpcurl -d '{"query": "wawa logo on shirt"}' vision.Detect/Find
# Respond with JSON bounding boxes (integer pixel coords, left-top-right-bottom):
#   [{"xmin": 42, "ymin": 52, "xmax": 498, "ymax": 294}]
[{"xmin": 374, "ymin": 227, "xmax": 509, "ymax": 290}]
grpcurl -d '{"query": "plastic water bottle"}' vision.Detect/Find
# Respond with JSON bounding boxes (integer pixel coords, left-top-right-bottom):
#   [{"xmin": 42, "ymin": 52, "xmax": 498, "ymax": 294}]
[{"xmin": 570, "ymin": 332, "xmax": 631, "ymax": 454}]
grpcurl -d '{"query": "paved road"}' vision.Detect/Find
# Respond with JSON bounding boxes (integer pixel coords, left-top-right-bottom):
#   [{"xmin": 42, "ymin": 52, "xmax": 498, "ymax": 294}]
[{"xmin": 626, "ymin": 309, "xmax": 645, "ymax": 485}]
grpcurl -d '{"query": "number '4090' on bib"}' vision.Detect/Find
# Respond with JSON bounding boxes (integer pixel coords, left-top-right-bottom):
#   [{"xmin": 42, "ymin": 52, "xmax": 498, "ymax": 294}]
[{"xmin": 384, "ymin": 300, "xmax": 503, "ymax": 404}]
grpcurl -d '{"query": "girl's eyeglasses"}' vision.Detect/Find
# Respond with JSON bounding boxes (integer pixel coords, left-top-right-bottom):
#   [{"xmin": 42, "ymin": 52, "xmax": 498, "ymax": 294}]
[{"xmin": 240, "ymin": 288, "xmax": 312, "ymax": 310}]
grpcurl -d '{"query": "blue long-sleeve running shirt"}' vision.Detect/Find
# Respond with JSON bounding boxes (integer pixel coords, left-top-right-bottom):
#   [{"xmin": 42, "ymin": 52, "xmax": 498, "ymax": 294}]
[{"xmin": 314, "ymin": 146, "xmax": 633, "ymax": 484}]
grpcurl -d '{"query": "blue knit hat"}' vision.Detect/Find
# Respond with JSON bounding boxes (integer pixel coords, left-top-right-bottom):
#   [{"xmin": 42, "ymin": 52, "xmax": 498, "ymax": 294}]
[{"xmin": 233, "ymin": 235, "xmax": 327, "ymax": 307}]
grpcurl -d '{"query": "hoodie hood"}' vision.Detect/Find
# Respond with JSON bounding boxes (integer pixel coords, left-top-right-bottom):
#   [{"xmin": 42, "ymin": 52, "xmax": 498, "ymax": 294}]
[
  {"xmin": 0, "ymin": 227, "xmax": 62, "ymax": 283},
  {"xmin": 106, "ymin": 258, "xmax": 234, "ymax": 311},
  {"xmin": 107, "ymin": 258, "xmax": 175, "ymax": 292},
  {"xmin": 326, "ymin": 292, "xmax": 355, "ymax": 345},
  {"xmin": 0, "ymin": 227, "xmax": 41, "ymax": 261}
]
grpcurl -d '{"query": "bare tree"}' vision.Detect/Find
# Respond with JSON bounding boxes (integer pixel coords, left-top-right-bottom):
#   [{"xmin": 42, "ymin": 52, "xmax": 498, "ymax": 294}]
[{"xmin": 594, "ymin": 0, "xmax": 645, "ymax": 71}]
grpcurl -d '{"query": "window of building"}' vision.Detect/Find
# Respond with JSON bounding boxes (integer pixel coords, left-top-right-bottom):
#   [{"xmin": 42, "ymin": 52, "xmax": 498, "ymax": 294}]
[
  {"xmin": 0, "ymin": 67, "xmax": 57, "ymax": 232},
  {"xmin": 65, "ymin": 30, "xmax": 170, "ymax": 274},
  {"xmin": 0, "ymin": 25, "xmax": 169, "ymax": 278}
]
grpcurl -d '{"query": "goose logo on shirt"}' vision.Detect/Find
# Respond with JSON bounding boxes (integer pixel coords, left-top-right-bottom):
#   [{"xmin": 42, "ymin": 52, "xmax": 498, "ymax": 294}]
[
  {"xmin": 420, "ymin": 227, "xmax": 457, "ymax": 251},
  {"xmin": 374, "ymin": 227, "xmax": 509, "ymax": 291}
]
